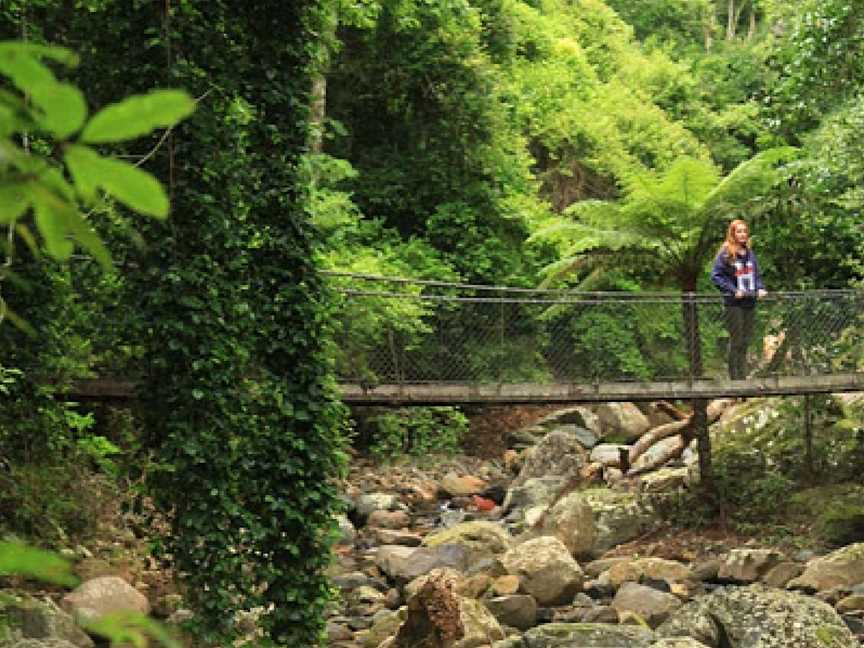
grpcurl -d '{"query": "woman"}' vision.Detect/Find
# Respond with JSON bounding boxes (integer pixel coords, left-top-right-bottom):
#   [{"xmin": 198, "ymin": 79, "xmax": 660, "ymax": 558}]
[{"xmin": 710, "ymin": 219, "xmax": 767, "ymax": 380}]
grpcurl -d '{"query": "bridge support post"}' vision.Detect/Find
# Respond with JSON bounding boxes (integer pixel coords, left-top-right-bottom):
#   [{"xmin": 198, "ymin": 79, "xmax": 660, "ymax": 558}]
[{"xmin": 804, "ymin": 394, "xmax": 813, "ymax": 477}]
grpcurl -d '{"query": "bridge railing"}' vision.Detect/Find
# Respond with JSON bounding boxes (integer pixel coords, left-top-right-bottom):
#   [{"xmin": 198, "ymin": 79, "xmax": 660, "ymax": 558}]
[{"xmin": 326, "ymin": 273, "xmax": 864, "ymax": 387}]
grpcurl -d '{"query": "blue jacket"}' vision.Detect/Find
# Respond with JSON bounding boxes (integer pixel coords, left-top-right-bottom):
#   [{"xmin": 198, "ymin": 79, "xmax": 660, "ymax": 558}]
[{"xmin": 711, "ymin": 247, "xmax": 764, "ymax": 308}]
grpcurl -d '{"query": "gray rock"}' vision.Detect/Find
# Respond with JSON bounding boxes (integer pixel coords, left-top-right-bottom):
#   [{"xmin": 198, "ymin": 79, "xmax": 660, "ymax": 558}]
[
  {"xmin": 503, "ymin": 477, "xmax": 564, "ymax": 513},
  {"xmin": 611, "ymin": 582, "xmax": 682, "ymax": 628},
  {"xmin": 581, "ymin": 489, "xmax": 657, "ymax": 557},
  {"xmin": 597, "ymin": 403, "xmax": 651, "ymax": 441},
  {"xmin": 639, "ymin": 467, "xmax": 690, "ymax": 493},
  {"xmin": 535, "ymin": 490, "xmax": 595, "ymax": 558},
  {"xmin": 589, "ymin": 444, "xmax": 629, "ymax": 467},
  {"xmin": 717, "ymin": 548, "xmax": 782, "ymax": 583},
  {"xmin": 650, "ymin": 639, "xmax": 712, "ymax": 648},
  {"xmin": 354, "ymin": 492, "xmax": 403, "ymax": 519},
  {"xmin": 5, "ymin": 597, "xmax": 93, "ymax": 648},
  {"xmin": 523, "ymin": 622, "xmax": 655, "ymax": 647},
  {"xmin": 60, "ymin": 576, "xmax": 149, "ymax": 625},
  {"xmin": 760, "ymin": 561, "xmax": 803, "ymax": 588},
  {"xmin": 657, "ymin": 584, "xmax": 858, "ymax": 647},
  {"xmin": 500, "ymin": 536, "xmax": 584, "ymax": 606},
  {"xmin": 511, "ymin": 431, "xmax": 587, "ymax": 487},
  {"xmin": 423, "ymin": 521, "xmax": 512, "ymax": 563},
  {"xmin": 375, "ymin": 544, "xmax": 469, "ymax": 583},
  {"xmin": 788, "ymin": 543, "xmax": 864, "ymax": 592},
  {"xmin": 1, "ymin": 640, "xmax": 81, "ymax": 648},
  {"xmin": 549, "ymin": 424, "xmax": 598, "ymax": 449},
  {"xmin": 484, "ymin": 595, "xmax": 538, "ymax": 631},
  {"xmin": 336, "ymin": 514, "xmax": 357, "ymax": 545}
]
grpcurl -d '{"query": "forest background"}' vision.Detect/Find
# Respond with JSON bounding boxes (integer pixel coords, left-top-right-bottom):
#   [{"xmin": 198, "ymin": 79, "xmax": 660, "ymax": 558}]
[{"xmin": 3, "ymin": 0, "xmax": 864, "ymax": 645}]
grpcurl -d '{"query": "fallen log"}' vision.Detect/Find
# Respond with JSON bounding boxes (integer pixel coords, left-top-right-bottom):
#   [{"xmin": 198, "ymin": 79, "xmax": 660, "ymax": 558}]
[{"xmin": 626, "ymin": 399, "xmax": 734, "ymax": 475}]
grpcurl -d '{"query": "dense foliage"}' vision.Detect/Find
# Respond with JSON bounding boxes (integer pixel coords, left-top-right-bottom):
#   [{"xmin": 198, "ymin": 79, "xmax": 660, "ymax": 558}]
[{"xmin": 4, "ymin": 0, "xmax": 864, "ymax": 645}]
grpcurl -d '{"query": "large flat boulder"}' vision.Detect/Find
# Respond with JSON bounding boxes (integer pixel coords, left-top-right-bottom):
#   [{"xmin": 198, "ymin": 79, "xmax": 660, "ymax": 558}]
[
  {"xmin": 375, "ymin": 544, "xmax": 469, "ymax": 583},
  {"xmin": 597, "ymin": 403, "xmax": 651, "ymax": 442},
  {"xmin": 788, "ymin": 543, "xmax": 864, "ymax": 592},
  {"xmin": 423, "ymin": 521, "xmax": 512, "ymax": 561},
  {"xmin": 523, "ymin": 623, "xmax": 655, "ymax": 647},
  {"xmin": 611, "ymin": 582, "xmax": 682, "ymax": 627},
  {"xmin": 500, "ymin": 536, "xmax": 584, "ymax": 606},
  {"xmin": 657, "ymin": 584, "xmax": 857, "ymax": 647}
]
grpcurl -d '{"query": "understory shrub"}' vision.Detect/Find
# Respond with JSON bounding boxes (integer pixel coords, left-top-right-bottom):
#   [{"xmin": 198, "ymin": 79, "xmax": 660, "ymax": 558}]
[{"xmin": 365, "ymin": 407, "xmax": 468, "ymax": 460}]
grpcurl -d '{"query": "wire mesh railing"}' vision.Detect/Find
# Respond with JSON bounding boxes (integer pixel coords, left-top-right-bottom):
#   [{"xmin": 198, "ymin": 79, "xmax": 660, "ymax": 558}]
[{"xmin": 326, "ymin": 272, "xmax": 864, "ymax": 387}]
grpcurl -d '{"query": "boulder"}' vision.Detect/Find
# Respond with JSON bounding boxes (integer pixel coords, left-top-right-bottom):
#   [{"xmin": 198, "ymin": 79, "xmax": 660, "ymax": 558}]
[
  {"xmin": 4, "ymin": 597, "xmax": 93, "ymax": 648},
  {"xmin": 361, "ymin": 608, "xmax": 406, "ymax": 648},
  {"xmin": 639, "ymin": 467, "xmax": 690, "ymax": 493},
  {"xmin": 717, "ymin": 548, "xmax": 782, "ymax": 583},
  {"xmin": 836, "ymin": 593, "xmax": 864, "ymax": 613},
  {"xmin": 423, "ymin": 521, "xmax": 512, "ymax": 561},
  {"xmin": 484, "ymin": 595, "xmax": 538, "ymax": 631},
  {"xmin": 355, "ymin": 492, "xmax": 404, "ymax": 519},
  {"xmin": 367, "ymin": 510, "xmax": 411, "ymax": 529},
  {"xmin": 760, "ymin": 561, "xmax": 803, "ymax": 588},
  {"xmin": 393, "ymin": 573, "xmax": 504, "ymax": 648},
  {"xmin": 589, "ymin": 444, "xmax": 629, "ymax": 467},
  {"xmin": 500, "ymin": 536, "xmax": 584, "ymax": 606},
  {"xmin": 374, "ymin": 529, "xmax": 423, "ymax": 547},
  {"xmin": 607, "ymin": 558, "xmax": 694, "ymax": 588},
  {"xmin": 534, "ymin": 490, "xmax": 595, "ymax": 557},
  {"xmin": 503, "ymin": 477, "xmax": 564, "ymax": 514},
  {"xmin": 788, "ymin": 543, "xmax": 864, "ymax": 592},
  {"xmin": 649, "ymin": 639, "xmax": 712, "ymax": 648},
  {"xmin": 580, "ymin": 489, "xmax": 658, "ymax": 557},
  {"xmin": 335, "ymin": 514, "xmax": 357, "ymax": 545},
  {"xmin": 611, "ymin": 582, "xmax": 682, "ymax": 628},
  {"xmin": 60, "ymin": 576, "xmax": 149, "ymax": 625},
  {"xmin": 375, "ymin": 544, "xmax": 469, "ymax": 583},
  {"xmin": 523, "ymin": 622, "xmax": 655, "ymax": 647},
  {"xmin": 440, "ymin": 472, "xmax": 488, "ymax": 497},
  {"xmin": 597, "ymin": 403, "xmax": 651, "ymax": 442},
  {"xmin": 1, "ymin": 640, "xmax": 81, "ymax": 648},
  {"xmin": 656, "ymin": 584, "xmax": 857, "ymax": 647},
  {"xmin": 511, "ymin": 431, "xmax": 587, "ymax": 487}
]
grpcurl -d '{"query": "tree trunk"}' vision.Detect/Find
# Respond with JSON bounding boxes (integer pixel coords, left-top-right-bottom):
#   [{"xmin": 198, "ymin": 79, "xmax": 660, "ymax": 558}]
[
  {"xmin": 747, "ymin": 5, "xmax": 757, "ymax": 40},
  {"xmin": 726, "ymin": 0, "xmax": 736, "ymax": 40},
  {"xmin": 681, "ymin": 281, "xmax": 717, "ymax": 502}
]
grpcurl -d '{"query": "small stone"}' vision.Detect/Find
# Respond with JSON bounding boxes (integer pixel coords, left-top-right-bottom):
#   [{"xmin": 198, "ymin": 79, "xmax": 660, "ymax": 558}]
[
  {"xmin": 837, "ymin": 594, "xmax": 864, "ymax": 613},
  {"xmin": 439, "ymin": 472, "xmax": 488, "ymax": 497},
  {"xmin": 366, "ymin": 510, "xmax": 411, "ymax": 529},
  {"xmin": 492, "ymin": 575, "xmax": 520, "ymax": 596}
]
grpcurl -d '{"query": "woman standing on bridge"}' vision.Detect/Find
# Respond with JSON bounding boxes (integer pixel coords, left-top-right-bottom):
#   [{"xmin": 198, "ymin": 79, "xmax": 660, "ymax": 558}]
[{"xmin": 711, "ymin": 219, "xmax": 767, "ymax": 380}]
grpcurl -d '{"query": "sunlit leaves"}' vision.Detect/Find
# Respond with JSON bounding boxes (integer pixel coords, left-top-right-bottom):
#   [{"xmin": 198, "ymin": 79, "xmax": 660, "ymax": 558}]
[
  {"xmin": 0, "ymin": 541, "xmax": 78, "ymax": 586},
  {"xmin": 0, "ymin": 40, "xmax": 193, "ymax": 271},
  {"xmin": 81, "ymin": 90, "xmax": 195, "ymax": 143},
  {"xmin": 65, "ymin": 145, "xmax": 169, "ymax": 218}
]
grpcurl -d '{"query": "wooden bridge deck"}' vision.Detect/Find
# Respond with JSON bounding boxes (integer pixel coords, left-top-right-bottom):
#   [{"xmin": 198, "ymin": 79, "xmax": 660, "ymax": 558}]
[
  {"xmin": 338, "ymin": 373, "xmax": 864, "ymax": 405},
  {"xmin": 70, "ymin": 373, "xmax": 864, "ymax": 405}
]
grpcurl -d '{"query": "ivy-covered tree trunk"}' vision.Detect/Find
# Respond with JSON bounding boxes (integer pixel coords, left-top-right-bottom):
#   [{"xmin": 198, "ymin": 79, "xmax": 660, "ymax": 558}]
[{"xmin": 43, "ymin": 1, "xmax": 346, "ymax": 644}]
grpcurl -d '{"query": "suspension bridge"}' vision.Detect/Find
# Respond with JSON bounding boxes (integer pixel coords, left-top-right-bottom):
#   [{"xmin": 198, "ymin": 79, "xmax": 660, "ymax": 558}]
[
  {"xmin": 71, "ymin": 273, "xmax": 864, "ymax": 405},
  {"xmin": 329, "ymin": 273, "xmax": 864, "ymax": 405}
]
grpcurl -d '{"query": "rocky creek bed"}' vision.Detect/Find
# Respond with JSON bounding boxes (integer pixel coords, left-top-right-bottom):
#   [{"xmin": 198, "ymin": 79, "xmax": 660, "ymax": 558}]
[{"xmin": 3, "ymin": 399, "xmax": 864, "ymax": 647}]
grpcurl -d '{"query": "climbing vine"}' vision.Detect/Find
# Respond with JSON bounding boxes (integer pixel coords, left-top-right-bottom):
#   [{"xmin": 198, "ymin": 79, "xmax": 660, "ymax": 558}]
[{"xmin": 11, "ymin": 1, "xmax": 350, "ymax": 644}]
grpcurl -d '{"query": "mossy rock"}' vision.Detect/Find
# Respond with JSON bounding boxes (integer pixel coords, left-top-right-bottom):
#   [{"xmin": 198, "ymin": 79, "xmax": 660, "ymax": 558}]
[{"xmin": 817, "ymin": 503, "xmax": 864, "ymax": 547}]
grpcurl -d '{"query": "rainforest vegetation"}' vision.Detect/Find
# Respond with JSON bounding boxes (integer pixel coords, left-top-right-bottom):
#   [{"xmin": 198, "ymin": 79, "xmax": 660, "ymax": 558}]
[{"xmin": 3, "ymin": 0, "xmax": 864, "ymax": 645}]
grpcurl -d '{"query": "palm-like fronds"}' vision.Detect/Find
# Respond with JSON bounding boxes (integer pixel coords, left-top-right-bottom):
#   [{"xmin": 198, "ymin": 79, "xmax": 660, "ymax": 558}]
[{"xmin": 530, "ymin": 148, "xmax": 797, "ymax": 289}]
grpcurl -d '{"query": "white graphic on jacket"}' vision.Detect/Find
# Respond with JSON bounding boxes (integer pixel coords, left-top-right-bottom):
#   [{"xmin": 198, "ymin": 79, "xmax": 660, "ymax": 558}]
[{"xmin": 734, "ymin": 254, "xmax": 755, "ymax": 293}]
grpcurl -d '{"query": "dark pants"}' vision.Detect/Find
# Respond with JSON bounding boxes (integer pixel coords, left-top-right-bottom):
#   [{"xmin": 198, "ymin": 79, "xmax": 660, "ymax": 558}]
[{"xmin": 726, "ymin": 305, "xmax": 756, "ymax": 380}]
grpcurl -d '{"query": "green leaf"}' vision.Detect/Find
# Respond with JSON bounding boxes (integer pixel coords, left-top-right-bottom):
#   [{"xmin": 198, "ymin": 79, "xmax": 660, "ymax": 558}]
[
  {"xmin": 81, "ymin": 90, "xmax": 195, "ymax": 143},
  {"xmin": 0, "ymin": 45, "xmax": 57, "ymax": 88},
  {"xmin": 0, "ymin": 182, "xmax": 31, "ymax": 223},
  {"xmin": 0, "ymin": 303, "xmax": 36, "ymax": 336},
  {"xmin": 0, "ymin": 542, "xmax": 78, "ymax": 586},
  {"xmin": 66, "ymin": 210, "xmax": 113, "ymax": 270},
  {"xmin": 30, "ymin": 183, "xmax": 76, "ymax": 260},
  {"xmin": 64, "ymin": 144, "xmax": 100, "ymax": 202},
  {"xmin": 64, "ymin": 145, "xmax": 169, "ymax": 217},
  {"xmin": 0, "ymin": 41, "xmax": 78, "ymax": 67},
  {"xmin": 30, "ymin": 81, "xmax": 87, "ymax": 138}
]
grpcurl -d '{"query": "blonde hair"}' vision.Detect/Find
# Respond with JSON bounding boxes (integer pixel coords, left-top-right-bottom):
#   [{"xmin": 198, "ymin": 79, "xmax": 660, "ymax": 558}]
[{"xmin": 721, "ymin": 219, "xmax": 750, "ymax": 261}]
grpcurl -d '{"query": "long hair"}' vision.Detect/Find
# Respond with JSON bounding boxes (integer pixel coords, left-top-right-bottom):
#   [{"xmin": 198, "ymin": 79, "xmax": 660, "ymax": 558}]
[{"xmin": 721, "ymin": 219, "xmax": 750, "ymax": 261}]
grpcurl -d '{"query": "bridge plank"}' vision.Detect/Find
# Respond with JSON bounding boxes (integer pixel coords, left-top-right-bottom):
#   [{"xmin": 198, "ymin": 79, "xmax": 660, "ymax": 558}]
[{"xmin": 339, "ymin": 374, "xmax": 864, "ymax": 404}]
